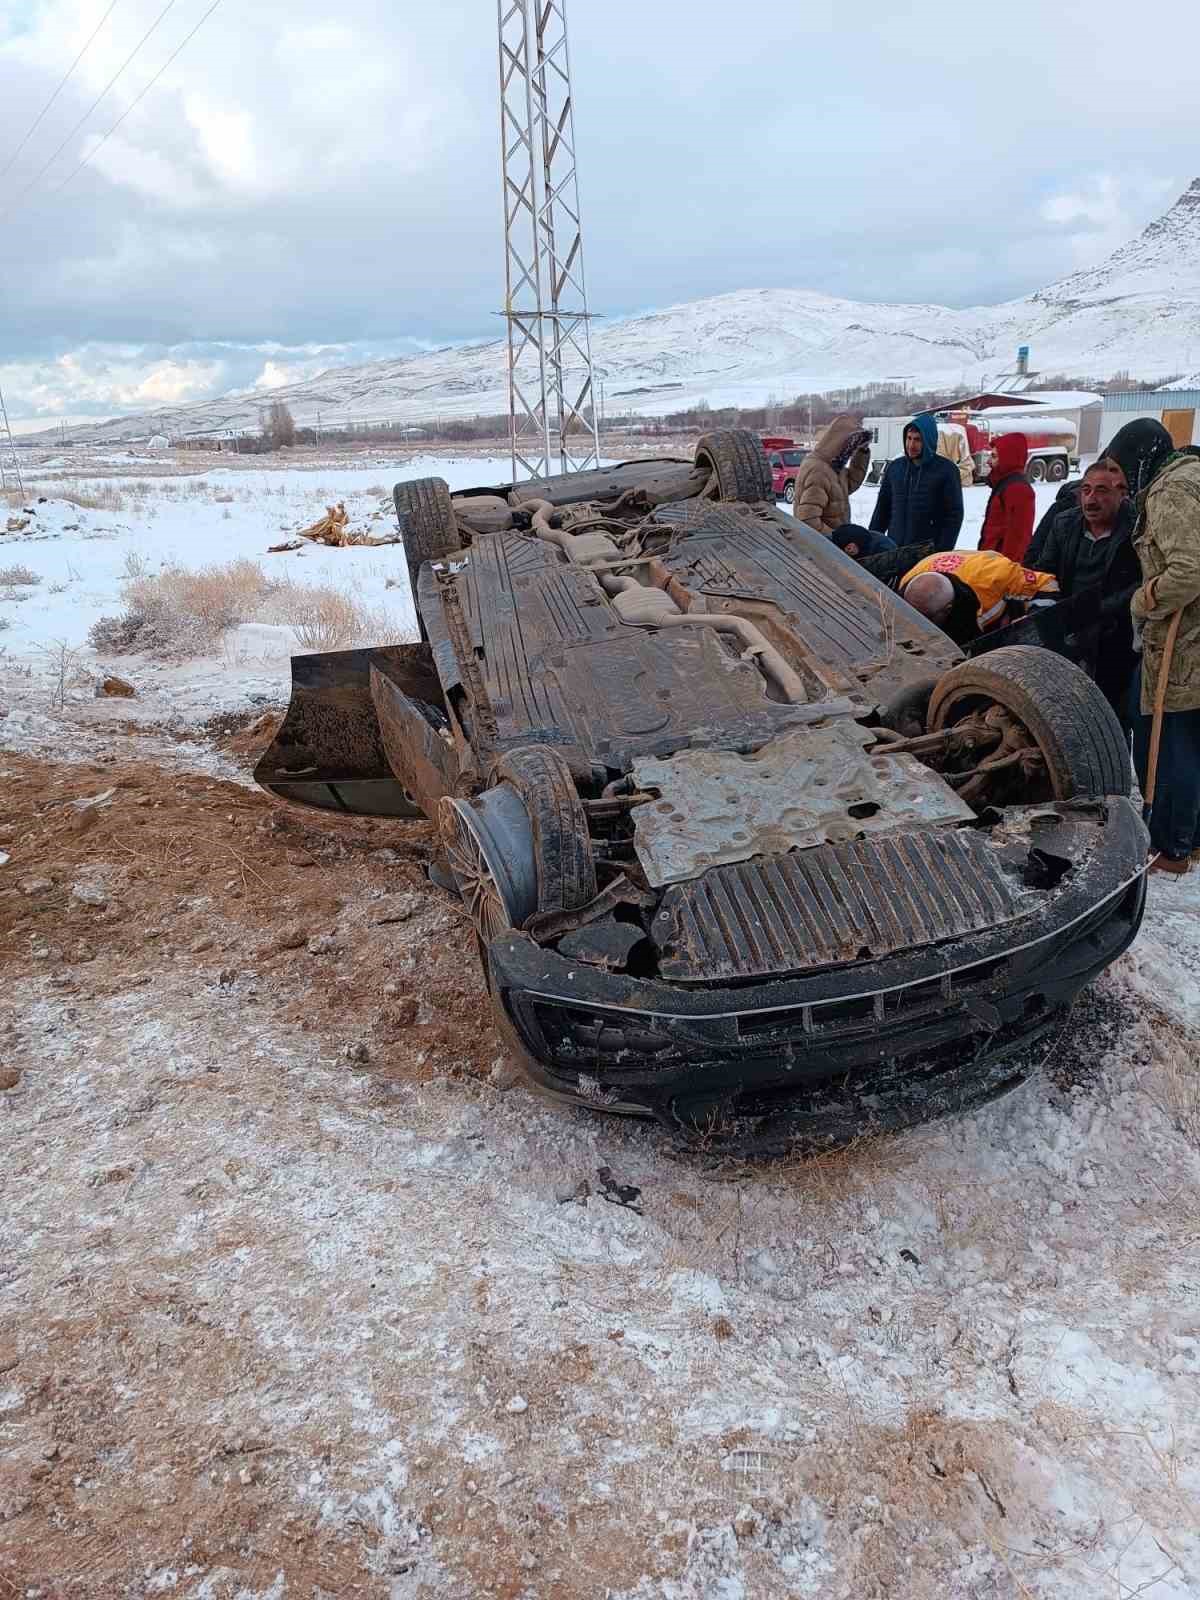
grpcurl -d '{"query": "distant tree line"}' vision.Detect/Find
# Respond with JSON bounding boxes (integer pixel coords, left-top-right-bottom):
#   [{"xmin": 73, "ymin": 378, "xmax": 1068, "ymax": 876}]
[{"xmin": 213, "ymin": 368, "xmax": 1185, "ymax": 455}]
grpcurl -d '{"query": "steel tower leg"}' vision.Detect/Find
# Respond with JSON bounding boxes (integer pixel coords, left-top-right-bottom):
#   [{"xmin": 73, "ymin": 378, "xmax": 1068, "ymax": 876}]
[
  {"xmin": 0, "ymin": 384, "xmax": 23, "ymax": 495},
  {"xmin": 497, "ymin": 0, "xmax": 600, "ymax": 482}
]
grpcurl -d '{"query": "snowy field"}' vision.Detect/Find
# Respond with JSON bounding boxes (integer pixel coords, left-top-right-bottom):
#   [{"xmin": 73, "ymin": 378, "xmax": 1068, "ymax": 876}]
[
  {"xmin": 2, "ymin": 455, "xmax": 1200, "ymax": 1599},
  {"xmin": 0, "ymin": 455, "xmax": 1054, "ymax": 749}
]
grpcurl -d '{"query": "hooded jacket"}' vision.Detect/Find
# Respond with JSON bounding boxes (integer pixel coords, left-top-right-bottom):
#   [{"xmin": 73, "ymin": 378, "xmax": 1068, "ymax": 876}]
[
  {"xmin": 789, "ymin": 414, "xmax": 871, "ymax": 535},
  {"xmin": 978, "ymin": 433, "xmax": 1036, "ymax": 562},
  {"xmin": 937, "ymin": 423, "xmax": 975, "ymax": 486},
  {"xmin": 1105, "ymin": 419, "xmax": 1177, "ymax": 500},
  {"xmin": 1129, "ymin": 451, "xmax": 1200, "ymax": 713},
  {"xmin": 869, "ymin": 412, "xmax": 964, "ymax": 552}
]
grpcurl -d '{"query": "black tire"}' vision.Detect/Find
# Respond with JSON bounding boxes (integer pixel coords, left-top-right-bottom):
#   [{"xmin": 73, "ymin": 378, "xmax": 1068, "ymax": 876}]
[
  {"xmin": 492, "ymin": 745, "xmax": 597, "ymax": 916},
  {"xmin": 1027, "ymin": 459, "xmax": 1047, "ymax": 484},
  {"xmin": 394, "ymin": 477, "xmax": 461, "ymax": 637},
  {"xmin": 928, "ymin": 645, "xmax": 1131, "ymax": 800},
  {"xmin": 784, "ymin": 481, "xmax": 796, "ymax": 504},
  {"xmin": 694, "ymin": 430, "xmax": 773, "ymax": 504},
  {"xmin": 1046, "ymin": 458, "xmax": 1068, "ymax": 483}
]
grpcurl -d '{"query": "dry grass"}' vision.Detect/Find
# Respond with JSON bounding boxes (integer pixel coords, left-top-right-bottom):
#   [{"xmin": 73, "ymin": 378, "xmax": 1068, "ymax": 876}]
[
  {"xmin": 0, "ymin": 563, "xmax": 41, "ymax": 586},
  {"xmin": 124, "ymin": 557, "xmax": 274, "ymax": 634},
  {"xmin": 89, "ymin": 558, "xmax": 278, "ymax": 657},
  {"xmin": 86, "ymin": 555, "xmax": 408, "ymax": 659},
  {"xmin": 1147, "ymin": 1033, "xmax": 1200, "ymax": 1153},
  {"xmin": 54, "ymin": 485, "xmax": 129, "ymax": 512},
  {"xmin": 270, "ymin": 579, "xmax": 406, "ymax": 651}
]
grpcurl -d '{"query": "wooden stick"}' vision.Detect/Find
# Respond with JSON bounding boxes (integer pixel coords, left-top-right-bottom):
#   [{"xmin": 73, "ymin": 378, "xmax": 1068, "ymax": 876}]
[{"xmin": 1145, "ymin": 608, "xmax": 1185, "ymax": 808}]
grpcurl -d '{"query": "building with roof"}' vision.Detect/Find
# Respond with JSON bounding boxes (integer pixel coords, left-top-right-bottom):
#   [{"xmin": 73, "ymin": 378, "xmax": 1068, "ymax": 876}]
[{"xmin": 1100, "ymin": 391, "xmax": 1200, "ymax": 450}]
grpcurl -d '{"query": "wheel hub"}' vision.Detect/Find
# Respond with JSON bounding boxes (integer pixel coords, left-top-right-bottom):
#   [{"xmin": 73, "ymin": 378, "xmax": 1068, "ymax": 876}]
[{"xmin": 439, "ymin": 785, "xmax": 538, "ymax": 939}]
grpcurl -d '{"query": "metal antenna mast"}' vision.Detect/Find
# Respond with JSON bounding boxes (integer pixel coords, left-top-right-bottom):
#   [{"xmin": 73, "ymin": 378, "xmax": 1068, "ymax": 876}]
[
  {"xmin": 497, "ymin": 0, "xmax": 600, "ymax": 481},
  {"xmin": 0, "ymin": 384, "xmax": 24, "ymax": 496}
]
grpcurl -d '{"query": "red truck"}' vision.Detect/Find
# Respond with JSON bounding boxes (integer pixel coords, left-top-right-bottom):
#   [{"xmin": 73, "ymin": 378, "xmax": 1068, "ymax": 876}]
[
  {"xmin": 761, "ymin": 435, "xmax": 810, "ymax": 503},
  {"xmin": 944, "ymin": 412, "xmax": 1076, "ymax": 484}
]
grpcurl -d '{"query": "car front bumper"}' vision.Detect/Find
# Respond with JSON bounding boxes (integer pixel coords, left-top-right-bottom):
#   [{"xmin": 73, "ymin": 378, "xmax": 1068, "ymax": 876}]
[{"xmin": 486, "ymin": 799, "xmax": 1148, "ymax": 1153}]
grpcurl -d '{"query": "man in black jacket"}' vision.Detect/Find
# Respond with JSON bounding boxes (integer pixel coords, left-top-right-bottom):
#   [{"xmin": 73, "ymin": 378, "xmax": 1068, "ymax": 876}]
[
  {"xmin": 869, "ymin": 413, "xmax": 964, "ymax": 551},
  {"xmin": 1027, "ymin": 459, "xmax": 1139, "ymax": 727}
]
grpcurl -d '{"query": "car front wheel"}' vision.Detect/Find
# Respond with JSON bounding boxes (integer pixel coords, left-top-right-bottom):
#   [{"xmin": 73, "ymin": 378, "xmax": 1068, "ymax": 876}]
[{"xmin": 927, "ymin": 645, "xmax": 1131, "ymax": 805}]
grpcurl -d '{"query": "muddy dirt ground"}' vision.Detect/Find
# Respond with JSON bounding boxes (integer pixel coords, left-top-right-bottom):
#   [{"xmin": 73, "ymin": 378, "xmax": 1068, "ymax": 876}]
[{"xmin": 3, "ymin": 719, "xmax": 1200, "ymax": 1600}]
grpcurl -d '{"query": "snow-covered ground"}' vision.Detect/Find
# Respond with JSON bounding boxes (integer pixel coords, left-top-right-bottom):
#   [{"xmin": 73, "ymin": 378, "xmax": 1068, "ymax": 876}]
[
  {"xmin": 3, "ymin": 456, "xmax": 1199, "ymax": 1598},
  {"xmin": 1, "ymin": 457, "xmax": 514, "ymax": 747}
]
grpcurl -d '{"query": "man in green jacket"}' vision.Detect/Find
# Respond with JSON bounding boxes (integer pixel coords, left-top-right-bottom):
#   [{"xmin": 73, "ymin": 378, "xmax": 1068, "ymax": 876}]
[{"xmin": 1104, "ymin": 420, "xmax": 1200, "ymax": 875}]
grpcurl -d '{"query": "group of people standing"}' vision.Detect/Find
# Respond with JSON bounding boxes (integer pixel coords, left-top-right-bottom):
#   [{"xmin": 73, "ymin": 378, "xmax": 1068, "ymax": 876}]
[{"xmin": 787, "ymin": 410, "xmax": 1200, "ymax": 877}]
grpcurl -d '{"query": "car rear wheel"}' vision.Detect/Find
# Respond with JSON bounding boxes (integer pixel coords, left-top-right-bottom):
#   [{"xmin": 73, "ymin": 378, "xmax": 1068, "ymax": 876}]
[
  {"xmin": 493, "ymin": 745, "xmax": 597, "ymax": 916},
  {"xmin": 394, "ymin": 476, "xmax": 461, "ymax": 638},
  {"xmin": 1046, "ymin": 458, "xmax": 1068, "ymax": 483},
  {"xmin": 928, "ymin": 645, "xmax": 1131, "ymax": 803},
  {"xmin": 439, "ymin": 744, "xmax": 597, "ymax": 941},
  {"xmin": 1027, "ymin": 459, "xmax": 1047, "ymax": 483},
  {"xmin": 694, "ymin": 430, "xmax": 773, "ymax": 503}
]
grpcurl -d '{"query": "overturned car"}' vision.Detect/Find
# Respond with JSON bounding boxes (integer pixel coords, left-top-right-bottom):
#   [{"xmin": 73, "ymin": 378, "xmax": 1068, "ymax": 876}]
[{"xmin": 256, "ymin": 432, "xmax": 1147, "ymax": 1154}]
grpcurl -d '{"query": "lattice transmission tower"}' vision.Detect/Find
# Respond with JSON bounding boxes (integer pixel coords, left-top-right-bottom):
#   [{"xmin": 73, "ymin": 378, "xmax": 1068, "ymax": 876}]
[
  {"xmin": 497, "ymin": 0, "xmax": 600, "ymax": 481},
  {"xmin": 0, "ymin": 384, "xmax": 24, "ymax": 495}
]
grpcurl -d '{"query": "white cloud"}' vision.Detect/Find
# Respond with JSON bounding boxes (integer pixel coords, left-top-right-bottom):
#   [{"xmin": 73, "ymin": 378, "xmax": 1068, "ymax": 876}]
[
  {"xmin": 1, "ymin": 0, "xmax": 1199, "ymax": 416},
  {"xmin": 1042, "ymin": 176, "xmax": 1124, "ymax": 227},
  {"xmin": 1039, "ymin": 173, "xmax": 1180, "ymax": 269}
]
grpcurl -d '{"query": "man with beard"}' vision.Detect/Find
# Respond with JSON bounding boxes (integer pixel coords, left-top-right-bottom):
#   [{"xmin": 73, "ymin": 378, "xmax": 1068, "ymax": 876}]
[
  {"xmin": 1027, "ymin": 458, "xmax": 1140, "ymax": 727},
  {"xmin": 869, "ymin": 413, "xmax": 964, "ymax": 551}
]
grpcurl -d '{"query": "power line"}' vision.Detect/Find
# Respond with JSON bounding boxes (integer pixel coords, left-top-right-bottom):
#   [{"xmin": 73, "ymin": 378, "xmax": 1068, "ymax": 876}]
[
  {"xmin": 2, "ymin": 0, "xmax": 181, "ymax": 217},
  {"xmin": 0, "ymin": 0, "xmax": 122, "ymax": 181},
  {"xmin": 50, "ymin": 0, "xmax": 225, "ymax": 202}
]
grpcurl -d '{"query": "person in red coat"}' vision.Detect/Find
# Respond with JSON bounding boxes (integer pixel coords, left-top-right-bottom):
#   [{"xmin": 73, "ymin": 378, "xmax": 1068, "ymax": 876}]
[{"xmin": 978, "ymin": 433, "xmax": 1036, "ymax": 562}]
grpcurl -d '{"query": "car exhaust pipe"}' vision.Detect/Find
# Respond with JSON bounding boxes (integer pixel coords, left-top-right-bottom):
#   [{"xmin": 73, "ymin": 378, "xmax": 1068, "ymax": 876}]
[{"xmin": 525, "ymin": 500, "xmax": 808, "ymax": 705}]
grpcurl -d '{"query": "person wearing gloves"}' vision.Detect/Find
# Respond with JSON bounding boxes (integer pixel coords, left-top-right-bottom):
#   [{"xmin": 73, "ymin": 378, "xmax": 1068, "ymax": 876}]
[
  {"xmin": 789, "ymin": 415, "xmax": 872, "ymax": 535},
  {"xmin": 869, "ymin": 413, "xmax": 963, "ymax": 551},
  {"xmin": 1103, "ymin": 419, "xmax": 1200, "ymax": 875},
  {"xmin": 978, "ymin": 433, "xmax": 1036, "ymax": 563}
]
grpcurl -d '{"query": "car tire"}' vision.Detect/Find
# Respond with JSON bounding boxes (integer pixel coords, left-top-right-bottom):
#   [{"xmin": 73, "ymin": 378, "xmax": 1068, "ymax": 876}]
[
  {"xmin": 928, "ymin": 645, "xmax": 1131, "ymax": 800},
  {"xmin": 491, "ymin": 745, "xmax": 597, "ymax": 917},
  {"xmin": 394, "ymin": 476, "xmax": 461, "ymax": 637},
  {"xmin": 1046, "ymin": 458, "xmax": 1068, "ymax": 483},
  {"xmin": 1027, "ymin": 459, "xmax": 1047, "ymax": 483},
  {"xmin": 784, "ymin": 481, "xmax": 796, "ymax": 505},
  {"xmin": 694, "ymin": 430, "xmax": 773, "ymax": 503}
]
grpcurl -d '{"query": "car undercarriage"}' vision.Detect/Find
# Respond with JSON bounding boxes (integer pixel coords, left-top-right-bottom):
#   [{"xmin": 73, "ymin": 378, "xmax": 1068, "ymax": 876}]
[{"xmin": 255, "ymin": 432, "xmax": 1147, "ymax": 1155}]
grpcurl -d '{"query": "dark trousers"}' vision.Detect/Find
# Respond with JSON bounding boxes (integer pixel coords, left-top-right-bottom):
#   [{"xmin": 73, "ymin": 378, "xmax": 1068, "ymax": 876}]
[{"xmin": 1132, "ymin": 666, "xmax": 1200, "ymax": 860}]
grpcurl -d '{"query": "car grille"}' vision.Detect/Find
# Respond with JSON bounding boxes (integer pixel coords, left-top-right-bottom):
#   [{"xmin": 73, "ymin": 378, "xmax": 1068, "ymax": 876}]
[{"xmin": 653, "ymin": 830, "xmax": 1025, "ymax": 983}]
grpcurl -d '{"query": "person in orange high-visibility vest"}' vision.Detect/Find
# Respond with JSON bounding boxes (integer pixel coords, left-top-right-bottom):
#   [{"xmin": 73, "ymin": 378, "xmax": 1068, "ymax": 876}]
[{"xmin": 899, "ymin": 550, "xmax": 1060, "ymax": 647}]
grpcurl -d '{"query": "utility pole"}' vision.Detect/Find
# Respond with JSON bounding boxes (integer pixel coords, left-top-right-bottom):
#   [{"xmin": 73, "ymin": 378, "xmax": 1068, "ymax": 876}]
[
  {"xmin": 497, "ymin": 0, "xmax": 600, "ymax": 481},
  {"xmin": 0, "ymin": 383, "xmax": 23, "ymax": 495}
]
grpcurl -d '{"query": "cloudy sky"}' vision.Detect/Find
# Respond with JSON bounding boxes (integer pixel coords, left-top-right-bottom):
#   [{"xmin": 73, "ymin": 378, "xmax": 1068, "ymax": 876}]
[{"xmin": 1, "ymin": 0, "xmax": 1195, "ymax": 424}]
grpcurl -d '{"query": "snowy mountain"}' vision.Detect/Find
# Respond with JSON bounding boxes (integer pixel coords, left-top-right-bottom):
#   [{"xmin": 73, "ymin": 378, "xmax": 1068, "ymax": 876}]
[{"xmin": 54, "ymin": 180, "xmax": 1200, "ymax": 443}]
